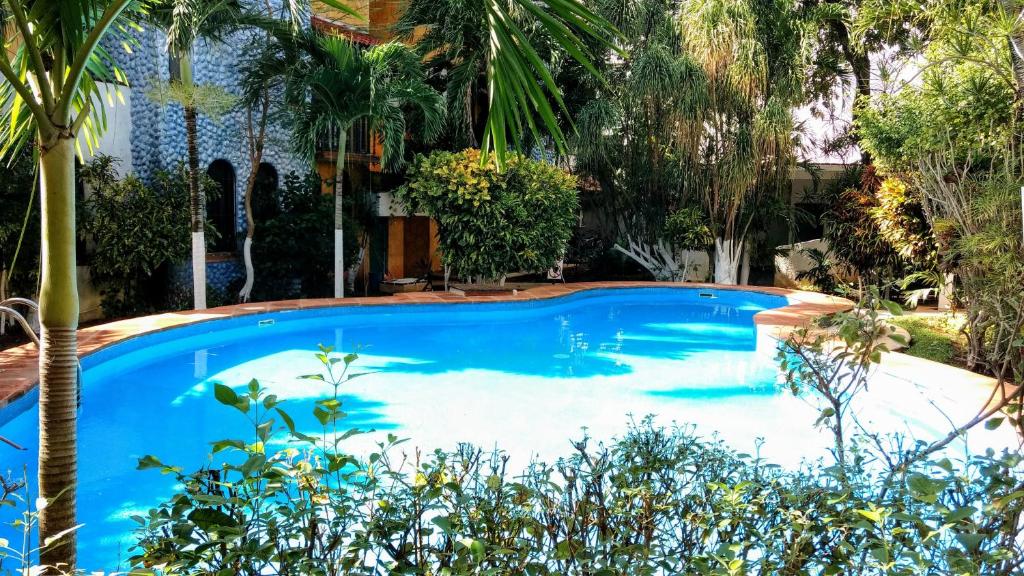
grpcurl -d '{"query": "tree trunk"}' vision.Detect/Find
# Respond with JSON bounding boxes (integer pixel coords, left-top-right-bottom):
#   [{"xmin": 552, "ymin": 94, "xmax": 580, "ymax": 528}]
[
  {"xmin": 714, "ymin": 237, "xmax": 741, "ymax": 285},
  {"xmin": 238, "ymin": 139, "xmax": 260, "ymax": 303},
  {"xmin": 37, "ymin": 136, "xmax": 79, "ymax": 572},
  {"xmin": 181, "ymin": 53, "xmax": 206, "ymax": 310},
  {"xmin": 334, "ymin": 126, "xmax": 348, "ymax": 299}
]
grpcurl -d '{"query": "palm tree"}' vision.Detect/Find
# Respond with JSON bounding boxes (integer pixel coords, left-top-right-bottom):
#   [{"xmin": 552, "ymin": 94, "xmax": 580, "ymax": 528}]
[
  {"xmin": 146, "ymin": 0, "xmax": 246, "ymax": 310},
  {"xmin": 0, "ymin": 0, "xmax": 143, "ymax": 569},
  {"xmin": 249, "ymin": 32, "xmax": 443, "ymax": 297},
  {"xmin": 678, "ymin": 0, "xmax": 804, "ymax": 284},
  {"xmin": 393, "ymin": 0, "xmax": 620, "ymax": 166}
]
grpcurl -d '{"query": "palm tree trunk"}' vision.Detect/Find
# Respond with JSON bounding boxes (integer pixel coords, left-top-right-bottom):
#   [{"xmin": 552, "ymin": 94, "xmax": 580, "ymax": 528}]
[
  {"xmin": 181, "ymin": 52, "xmax": 206, "ymax": 310},
  {"xmin": 334, "ymin": 126, "xmax": 348, "ymax": 299},
  {"xmin": 37, "ymin": 136, "xmax": 79, "ymax": 572}
]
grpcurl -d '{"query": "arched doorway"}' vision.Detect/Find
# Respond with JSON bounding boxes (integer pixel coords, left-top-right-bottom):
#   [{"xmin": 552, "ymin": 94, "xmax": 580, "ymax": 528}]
[{"xmin": 206, "ymin": 159, "xmax": 236, "ymax": 252}]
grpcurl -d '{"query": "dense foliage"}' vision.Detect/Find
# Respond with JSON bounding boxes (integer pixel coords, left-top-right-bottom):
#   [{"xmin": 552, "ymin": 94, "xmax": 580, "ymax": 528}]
[
  {"xmin": 856, "ymin": 0, "xmax": 1024, "ymax": 391},
  {"xmin": 820, "ymin": 167, "xmax": 914, "ymax": 291},
  {"xmin": 0, "ymin": 148, "xmax": 39, "ymax": 299},
  {"xmin": 78, "ymin": 156, "xmax": 195, "ymax": 318},
  {"xmin": 397, "ymin": 149, "xmax": 578, "ymax": 281},
  {"xmin": 250, "ymin": 172, "xmax": 361, "ymax": 300},
  {"xmin": 127, "ymin": 307, "xmax": 1024, "ymax": 575}
]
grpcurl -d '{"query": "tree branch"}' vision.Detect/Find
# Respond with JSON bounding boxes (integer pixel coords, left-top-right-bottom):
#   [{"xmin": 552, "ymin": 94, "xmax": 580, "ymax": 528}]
[{"xmin": 0, "ymin": 53, "xmax": 55, "ymax": 140}]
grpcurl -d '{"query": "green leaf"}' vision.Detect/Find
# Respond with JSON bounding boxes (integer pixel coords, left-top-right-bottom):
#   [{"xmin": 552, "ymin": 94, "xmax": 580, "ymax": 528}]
[
  {"xmin": 137, "ymin": 455, "xmax": 182, "ymax": 474},
  {"xmin": 985, "ymin": 417, "xmax": 1004, "ymax": 430},
  {"xmin": 214, "ymin": 383, "xmax": 239, "ymax": 407},
  {"xmin": 187, "ymin": 507, "xmax": 238, "ymax": 530}
]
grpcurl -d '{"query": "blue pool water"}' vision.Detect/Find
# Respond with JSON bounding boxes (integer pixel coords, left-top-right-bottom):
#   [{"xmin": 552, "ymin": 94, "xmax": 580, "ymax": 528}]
[{"xmin": 0, "ymin": 287, "xmax": 1013, "ymax": 570}]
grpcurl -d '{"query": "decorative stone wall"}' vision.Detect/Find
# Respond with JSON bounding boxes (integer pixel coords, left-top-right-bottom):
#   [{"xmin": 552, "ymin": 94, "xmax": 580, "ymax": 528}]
[
  {"xmin": 169, "ymin": 257, "xmax": 246, "ymax": 306},
  {"xmin": 106, "ymin": 8, "xmax": 311, "ymax": 247}
]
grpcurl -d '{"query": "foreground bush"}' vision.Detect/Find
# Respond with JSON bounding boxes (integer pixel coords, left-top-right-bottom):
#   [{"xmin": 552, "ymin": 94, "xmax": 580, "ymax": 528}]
[
  {"xmin": 129, "ymin": 341, "xmax": 1024, "ymax": 575},
  {"xmin": 397, "ymin": 149, "xmax": 578, "ymax": 282}
]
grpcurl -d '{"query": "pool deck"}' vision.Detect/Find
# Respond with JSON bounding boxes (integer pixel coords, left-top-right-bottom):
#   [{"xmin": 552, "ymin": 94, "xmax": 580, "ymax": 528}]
[{"xmin": 0, "ymin": 281, "xmax": 927, "ymax": 410}]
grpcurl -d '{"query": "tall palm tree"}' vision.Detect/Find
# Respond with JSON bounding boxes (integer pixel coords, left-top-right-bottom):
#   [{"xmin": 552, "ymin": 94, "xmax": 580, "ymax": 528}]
[
  {"xmin": 394, "ymin": 0, "xmax": 620, "ymax": 166},
  {"xmin": 249, "ymin": 32, "xmax": 443, "ymax": 298},
  {"xmin": 0, "ymin": 0, "xmax": 144, "ymax": 570},
  {"xmin": 147, "ymin": 0, "xmax": 246, "ymax": 310}
]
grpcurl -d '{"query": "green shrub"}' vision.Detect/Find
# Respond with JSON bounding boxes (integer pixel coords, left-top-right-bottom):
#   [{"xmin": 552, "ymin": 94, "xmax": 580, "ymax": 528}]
[
  {"xmin": 79, "ymin": 155, "xmax": 196, "ymax": 318},
  {"xmin": 250, "ymin": 172, "xmax": 363, "ymax": 300},
  {"xmin": 397, "ymin": 149, "xmax": 579, "ymax": 281}
]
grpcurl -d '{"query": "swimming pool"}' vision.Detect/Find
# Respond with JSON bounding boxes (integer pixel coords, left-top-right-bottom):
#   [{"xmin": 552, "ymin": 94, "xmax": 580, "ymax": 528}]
[{"xmin": 0, "ymin": 286, "xmax": 1015, "ymax": 569}]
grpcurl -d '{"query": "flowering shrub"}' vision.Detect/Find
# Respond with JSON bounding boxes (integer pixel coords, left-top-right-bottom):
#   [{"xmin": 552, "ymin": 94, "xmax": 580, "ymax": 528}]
[{"xmin": 397, "ymin": 149, "xmax": 579, "ymax": 281}]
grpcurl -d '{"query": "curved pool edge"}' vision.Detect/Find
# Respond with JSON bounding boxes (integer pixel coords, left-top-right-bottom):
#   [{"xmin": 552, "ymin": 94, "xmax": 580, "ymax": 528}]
[{"xmin": 0, "ymin": 282, "xmax": 851, "ymax": 413}]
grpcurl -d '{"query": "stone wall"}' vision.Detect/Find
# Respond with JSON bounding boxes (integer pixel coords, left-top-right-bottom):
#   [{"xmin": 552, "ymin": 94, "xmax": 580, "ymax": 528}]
[{"xmin": 107, "ymin": 8, "xmax": 310, "ymax": 249}]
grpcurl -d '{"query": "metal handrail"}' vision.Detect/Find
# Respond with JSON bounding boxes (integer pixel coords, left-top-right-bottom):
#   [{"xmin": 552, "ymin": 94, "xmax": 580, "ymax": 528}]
[{"xmin": 0, "ymin": 305, "xmax": 38, "ymax": 347}]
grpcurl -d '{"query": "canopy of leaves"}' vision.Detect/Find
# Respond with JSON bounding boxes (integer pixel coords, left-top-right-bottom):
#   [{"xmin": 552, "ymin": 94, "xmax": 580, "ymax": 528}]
[
  {"xmin": 570, "ymin": 0, "xmax": 806, "ymax": 250},
  {"xmin": 245, "ymin": 31, "xmax": 443, "ymax": 172},
  {"xmin": 397, "ymin": 149, "xmax": 579, "ymax": 280}
]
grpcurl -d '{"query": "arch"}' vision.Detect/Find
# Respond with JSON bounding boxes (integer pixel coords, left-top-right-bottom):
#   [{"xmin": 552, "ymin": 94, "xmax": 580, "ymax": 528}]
[
  {"xmin": 206, "ymin": 159, "xmax": 236, "ymax": 252},
  {"xmin": 253, "ymin": 162, "xmax": 280, "ymax": 221}
]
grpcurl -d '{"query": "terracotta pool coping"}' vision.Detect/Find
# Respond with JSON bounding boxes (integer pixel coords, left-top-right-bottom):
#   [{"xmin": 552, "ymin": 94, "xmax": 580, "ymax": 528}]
[{"xmin": 0, "ymin": 282, "xmax": 851, "ymax": 409}]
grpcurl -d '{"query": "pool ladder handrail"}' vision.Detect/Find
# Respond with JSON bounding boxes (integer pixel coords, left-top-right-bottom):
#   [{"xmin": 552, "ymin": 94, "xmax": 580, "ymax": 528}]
[
  {"xmin": 0, "ymin": 297, "xmax": 82, "ymax": 416},
  {"xmin": 0, "ymin": 297, "xmax": 39, "ymax": 347},
  {"xmin": 0, "ymin": 298, "xmax": 38, "ymax": 451}
]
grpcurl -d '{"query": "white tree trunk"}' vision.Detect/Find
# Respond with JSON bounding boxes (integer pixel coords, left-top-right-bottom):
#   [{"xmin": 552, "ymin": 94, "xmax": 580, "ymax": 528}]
[
  {"xmin": 334, "ymin": 228, "xmax": 344, "ymax": 298},
  {"xmin": 739, "ymin": 242, "xmax": 750, "ymax": 285},
  {"xmin": 334, "ymin": 126, "xmax": 348, "ymax": 299},
  {"xmin": 238, "ymin": 237, "xmax": 254, "ymax": 302},
  {"xmin": 938, "ymin": 273, "xmax": 955, "ymax": 311},
  {"xmin": 346, "ymin": 246, "xmax": 364, "ymax": 294},
  {"xmin": 714, "ymin": 237, "xmax": 741, "ymax": 285},
  {"xmin": 192, "ymin": 231, "xmax": 206, "ymax": 309},
  {"xmin": 613, "ymin": 237, "xmax": 682, "ymax": 281}
]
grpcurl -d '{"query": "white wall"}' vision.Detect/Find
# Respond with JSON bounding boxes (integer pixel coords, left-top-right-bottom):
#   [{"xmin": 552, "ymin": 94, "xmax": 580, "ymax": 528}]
[{"xmin": 77, "ymin": 82, "xmax": 133, "ymax": 177}]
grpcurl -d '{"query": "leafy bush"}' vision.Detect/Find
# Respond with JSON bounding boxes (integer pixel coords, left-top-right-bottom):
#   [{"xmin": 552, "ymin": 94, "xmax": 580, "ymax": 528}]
[
  {"xmin": 250, "ymin": 172, "xmax": 362, "ymax": 300},
  {"xmin": 795, "ymin": 247, "xmax": 839, "ymax": 293},
  {"xmin": 663, "ymin": 206, "xmax": 712, "ymax": 252},
  {"xmin": 870, "ymin": 177, "xmax": 935, "ymax": 265},
  {"xmin": 129, "ymin": 320, "xmax": 1024, "ymax": 575},
  {"xmin": 397, "ymin": 149, "xmax": 579, "ymax": 281},
  {"xmin": 79, "ymin": 155, "xmax": 196, "ymax": 317},
  {"xmin": 821, "ymin": 166, "xmax": 910, "ymax": 289}
]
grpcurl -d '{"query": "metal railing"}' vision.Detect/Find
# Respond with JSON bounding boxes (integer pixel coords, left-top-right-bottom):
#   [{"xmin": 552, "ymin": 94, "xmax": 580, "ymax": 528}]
[
  {"xmin": 0, "ymin": 297, "xmax": 82, "ymax": 419},
  {"xmin": 0, "ymin": 297, "xmax": 39, "ymax": 347}
]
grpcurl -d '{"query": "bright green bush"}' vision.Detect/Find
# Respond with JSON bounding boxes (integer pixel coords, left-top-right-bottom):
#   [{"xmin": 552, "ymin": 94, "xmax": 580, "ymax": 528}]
[{"xmin": 397, "ymin": 149, "xmax": 579, "ymax": 281}]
